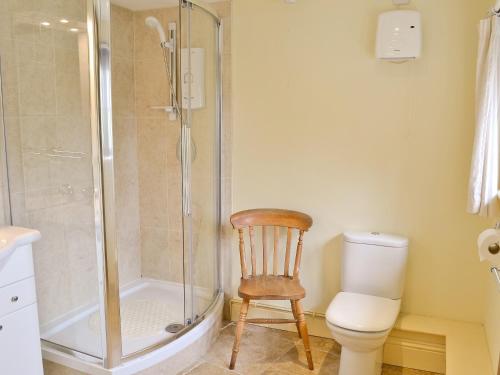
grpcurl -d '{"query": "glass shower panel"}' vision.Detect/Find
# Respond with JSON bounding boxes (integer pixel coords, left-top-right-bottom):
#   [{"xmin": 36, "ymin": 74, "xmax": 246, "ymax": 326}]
[
  {"xmin": 0, "ymin": 1, "xmax": 104, "ymax": 358},
  {"xmin": 110, "ymin": 3, "xmax": 186, "ymax": 356},
  {"xmin": 181, "ymin": 2, "xmax": 220, "ymax": 323}
]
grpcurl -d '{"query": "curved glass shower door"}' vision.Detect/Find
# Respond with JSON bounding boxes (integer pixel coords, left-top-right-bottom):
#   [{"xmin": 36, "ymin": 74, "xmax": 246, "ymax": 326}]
[
  {"xmin": 109, "ymin": 0, "xmax": 221, "ymax": 359},
  {"xmin": 180, "ymin": 0, "xmax": 221, "ymax": 325}
]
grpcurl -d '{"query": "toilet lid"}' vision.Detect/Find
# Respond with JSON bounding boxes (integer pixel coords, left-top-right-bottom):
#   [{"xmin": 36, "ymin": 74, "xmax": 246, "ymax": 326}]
[{"xmin": 326, "ymin": 292, "xmax": 401, "ymax": 333}]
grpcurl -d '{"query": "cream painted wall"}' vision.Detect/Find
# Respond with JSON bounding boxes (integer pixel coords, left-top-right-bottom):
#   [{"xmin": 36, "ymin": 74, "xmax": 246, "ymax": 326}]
[
  {"xmin": 231, "ymin": 0, "xmax": 492, "ymax": 323},
  {"xmin": 485, "ymin": 276, "xmax": 500, "ymax": 372}
]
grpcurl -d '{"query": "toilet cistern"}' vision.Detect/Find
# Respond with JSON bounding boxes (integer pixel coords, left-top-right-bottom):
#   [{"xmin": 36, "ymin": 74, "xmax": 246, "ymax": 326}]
[{"xmin": 326, "ymin": 231, "xmax": 409, "ymax": 375}]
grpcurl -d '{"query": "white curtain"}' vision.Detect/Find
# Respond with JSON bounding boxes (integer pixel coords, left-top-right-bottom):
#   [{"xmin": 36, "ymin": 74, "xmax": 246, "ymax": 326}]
[{"xmin": 467, "ymin": 16, "xmax": 500, "ymax": 217}]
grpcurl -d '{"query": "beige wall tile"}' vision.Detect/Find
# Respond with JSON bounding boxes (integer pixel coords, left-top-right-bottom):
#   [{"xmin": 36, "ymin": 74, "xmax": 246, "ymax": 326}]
[
  {"xmin": 18, "ymin": 61, "xmax": 56, "ymax": 116},
  {"xmin": 112, "ymin": 58, "xmax": 136, "ymax": 118},
  {"xmin": 141, "ymin": 225, "xmax": 174, "ymax": 281},
  {"xmin": 137, "ymin": 117, "xmax": 169, "ymax": 227},
  {"xmin": 134, "ymin": 54, "xmax": 170, "ymax": 118},
  {"xmin": 114, "ymin": 117, "xmax": 141, "ymax": 285},
  {"xmin": 111, "ymin": 4, "xmax": 142, "ymax": 286},
  {"xmin": 111, "ymin": 5, "xmax": 135, "ymax": 62},
  {"xmin": 36, "ymin": 0, "xmax": 86, "ymax": 21},
  {"xmin": 3, "ymin": 117, "xmax": 25, "ymax": 195},
  {"xmin": 1, "ymin": 0, "xmax": 102, "ymax": 325},
  {"xmin": 55, "ymin": 116, "xmax": 92, "ymax": 153}
]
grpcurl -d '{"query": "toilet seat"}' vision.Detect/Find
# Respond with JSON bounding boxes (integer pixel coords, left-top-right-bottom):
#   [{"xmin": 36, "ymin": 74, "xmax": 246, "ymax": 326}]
[{"xmin": 326, "ymin": 292, "xmax": 401, "ymax": 333}]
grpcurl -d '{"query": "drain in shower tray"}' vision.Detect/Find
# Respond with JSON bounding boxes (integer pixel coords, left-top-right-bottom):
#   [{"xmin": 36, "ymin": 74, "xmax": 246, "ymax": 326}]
[{"xmin": 165, "ymin": 323, "xmax": 184, "ymax": 333}]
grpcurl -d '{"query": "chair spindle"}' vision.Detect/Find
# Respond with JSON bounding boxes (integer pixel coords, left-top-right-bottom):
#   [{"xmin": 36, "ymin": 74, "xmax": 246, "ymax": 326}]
[
  {"xmin": 284, "ymin": 227, "xmax": 292, "ymax": 277},
  {"xmin": 262, "ymin": 226, "xmax": 268, "ymax": 275},
  {"xmin": 273, "ymin": 226, "xmax": 279, "ymax": 275},
  {"xmin": 293, "ymin": 230, "xmax": 305, "ymax": 278},
  {"xmin": 238, "ymin": 229, "xmax": 248, "ymax": 278},
  {"xmin": 249, "ymin": 226, "xmax": 256, "ymax": 276}
]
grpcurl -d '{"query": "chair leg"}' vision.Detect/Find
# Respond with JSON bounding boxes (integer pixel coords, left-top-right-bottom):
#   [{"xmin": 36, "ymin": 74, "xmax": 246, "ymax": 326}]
[
  {"xmin": 229, "ymin": 298, "xmax": 250, "ymax": 370},
  {"xmin": 290, "ymin": 300, "xmax": 301, "ymax": 338},
  {"xmin": 296, "ymin": 300, "xmax": 314, "ymax": 370}
]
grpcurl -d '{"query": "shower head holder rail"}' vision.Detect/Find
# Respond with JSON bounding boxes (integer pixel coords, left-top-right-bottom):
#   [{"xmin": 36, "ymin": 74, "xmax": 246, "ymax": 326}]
[{"xmin": 150, "ymin": 105, "xmax": 176, "ymax": 113}]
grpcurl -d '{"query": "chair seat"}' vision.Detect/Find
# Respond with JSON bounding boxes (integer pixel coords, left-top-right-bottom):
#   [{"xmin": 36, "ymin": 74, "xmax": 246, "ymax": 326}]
[{"xmin": 238, "ymin": 275, "xmax": 306, "ymax": 300}]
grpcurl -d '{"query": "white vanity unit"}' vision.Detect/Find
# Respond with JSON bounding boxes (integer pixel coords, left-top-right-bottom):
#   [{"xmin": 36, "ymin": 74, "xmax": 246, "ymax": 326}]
[{"xmin": 0, "ymin": 227, "xmax": 43, "ymax": 375}]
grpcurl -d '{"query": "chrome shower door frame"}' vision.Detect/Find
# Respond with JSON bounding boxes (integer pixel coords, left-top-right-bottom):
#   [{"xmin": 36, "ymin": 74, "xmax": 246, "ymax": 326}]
[
  {"xmin": 0, "ymin": 58, "xmax": 13, "ymax": 225},
  {"xmin": 87, "ymin": 0, "xmax": 224, "ymax": 369},
  {"xmin": 88, "ymin": 0, "xmax": 122, "ymax": 368}
]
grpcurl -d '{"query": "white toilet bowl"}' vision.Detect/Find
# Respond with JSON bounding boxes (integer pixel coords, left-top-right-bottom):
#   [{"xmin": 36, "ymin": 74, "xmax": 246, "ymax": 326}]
[
  {"xmin": 326, "ymin": 232, "xmax": 409, "ymax": 375},
  {"xmin": 326, "ymin": 292, "xmax": 401, "ymax": 375}
]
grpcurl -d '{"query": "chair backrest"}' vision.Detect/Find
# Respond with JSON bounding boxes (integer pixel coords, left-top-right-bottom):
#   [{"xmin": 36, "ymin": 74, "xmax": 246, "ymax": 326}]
[{"xmin": 230, "ymin": 209, "xmax": 313, "ymax": 280}]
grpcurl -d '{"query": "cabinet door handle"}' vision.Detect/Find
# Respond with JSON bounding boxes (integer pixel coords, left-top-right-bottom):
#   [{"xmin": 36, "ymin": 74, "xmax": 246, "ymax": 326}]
[{"xmin": 11, "ymin": 296, "xmax": 19, "ymax": 303}]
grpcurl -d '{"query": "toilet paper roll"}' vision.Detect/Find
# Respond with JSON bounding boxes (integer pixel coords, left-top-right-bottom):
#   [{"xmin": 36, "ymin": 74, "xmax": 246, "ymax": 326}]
[{"xmin": 477, "ymin": 229, "xmax": 500, "ymax": 267}]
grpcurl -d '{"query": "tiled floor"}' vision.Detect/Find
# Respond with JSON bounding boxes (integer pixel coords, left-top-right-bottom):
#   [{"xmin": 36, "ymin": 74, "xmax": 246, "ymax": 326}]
[{"xmin": 182, "ymin": 322, "xmax": 440, "ymax": 375}]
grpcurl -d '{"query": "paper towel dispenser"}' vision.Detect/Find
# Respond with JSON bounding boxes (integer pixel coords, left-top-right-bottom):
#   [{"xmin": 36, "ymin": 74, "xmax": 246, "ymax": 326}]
[{"xmin": 376, "ymin": 10, "xmax": 422, "ymax": 61}]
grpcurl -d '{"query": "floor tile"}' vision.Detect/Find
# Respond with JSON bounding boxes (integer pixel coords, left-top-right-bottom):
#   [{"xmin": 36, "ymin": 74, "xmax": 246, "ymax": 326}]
[
  {"xmin": 204, "ymin": 323, "xmax": 297, "ymax": 374},
  {"xmin": 382, "ymin": 364, "xmax": 440, "ymax": 375},
  {"xmin": 183, "ymin": 361, "xmax": 238, "ymax": 375},
  {"xmin": 263, "ymin": 343, "xmax": 340, "ymax": 375},
  {"xmin": 183, "ymin": 322, "xmax": 440, "ymax": 375},
  {"xmin": 294, "ymin": 334, "xmax": 341, "ymax": 354}
]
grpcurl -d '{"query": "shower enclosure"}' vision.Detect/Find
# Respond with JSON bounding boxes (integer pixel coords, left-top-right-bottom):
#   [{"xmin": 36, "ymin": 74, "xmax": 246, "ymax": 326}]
[{"xmin": 0, "ymin": 0, "xmax": 223, "ymax": 371}]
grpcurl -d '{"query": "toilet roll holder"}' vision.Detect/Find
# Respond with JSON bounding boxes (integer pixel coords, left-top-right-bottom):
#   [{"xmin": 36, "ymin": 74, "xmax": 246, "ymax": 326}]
[
  {"xmin": 489, "ymin": 223, "xmax": 500, "ymax": 254},
  {"xmin": 486, "ymin": 223, "xmax": 500, "ymax": 290},
  {"xmin": 490, "ymin": 220, "xmax": 500, "ymax": 288}
]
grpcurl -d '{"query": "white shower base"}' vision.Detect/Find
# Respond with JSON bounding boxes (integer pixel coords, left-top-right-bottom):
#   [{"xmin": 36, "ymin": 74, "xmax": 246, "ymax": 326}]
[{"xmin": 41, "ymin": 278, "xmax": 217, "ymax": 358}]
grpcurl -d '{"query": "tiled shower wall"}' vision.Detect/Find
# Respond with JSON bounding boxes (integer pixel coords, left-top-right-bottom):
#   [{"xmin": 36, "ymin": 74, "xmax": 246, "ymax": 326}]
[
  {"xmin": 0, "ymin": 0, "xmax": 101, "ymax": 325},
  {"xmin": 110, "ymin": 5, "xmax": 142, "ymax": 286},
  {"xmin": 110, "ymin": 4, "xmax": 185, "ymax": 284},
  {"xmin": 0, "ymin": 0, "xmax": 232, "ymax": 326},
  {"xmin": 133, "ymin": 6, "xmax": 184, "ymax": 283},
  {"xmin": 111, "ymin": 1, "xmax": 232, "ymax": 291}
]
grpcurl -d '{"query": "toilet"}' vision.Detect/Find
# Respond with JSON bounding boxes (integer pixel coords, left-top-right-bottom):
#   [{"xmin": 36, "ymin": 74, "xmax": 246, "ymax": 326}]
[{"xmin": 326, "ymin": 232, "xmax": 409, "ymax": 375}]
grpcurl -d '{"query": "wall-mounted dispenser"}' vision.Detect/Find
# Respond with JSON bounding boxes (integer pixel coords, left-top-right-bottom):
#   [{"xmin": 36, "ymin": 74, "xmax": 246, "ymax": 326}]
[{"xmin": 376, "ymin": 10, "xmax": 422, "ymax": 61}]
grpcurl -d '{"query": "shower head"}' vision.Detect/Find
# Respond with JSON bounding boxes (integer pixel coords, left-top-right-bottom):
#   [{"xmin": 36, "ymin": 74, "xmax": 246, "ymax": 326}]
[{"xmin": 145, "ymin": 16, "xmax": 167, "ymax": 45}]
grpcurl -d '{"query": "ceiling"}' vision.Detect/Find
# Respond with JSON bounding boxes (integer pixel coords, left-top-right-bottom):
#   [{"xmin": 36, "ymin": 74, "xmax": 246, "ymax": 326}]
[{"xmin": 110, "ymin": 0, "xmax": 225, "ymax": 11}]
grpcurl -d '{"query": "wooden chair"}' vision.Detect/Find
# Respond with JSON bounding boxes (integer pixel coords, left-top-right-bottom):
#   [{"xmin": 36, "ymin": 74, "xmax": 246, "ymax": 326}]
[{"xmin": 229, "ymin": 208, "xmax": 314, "ymax": 371}]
